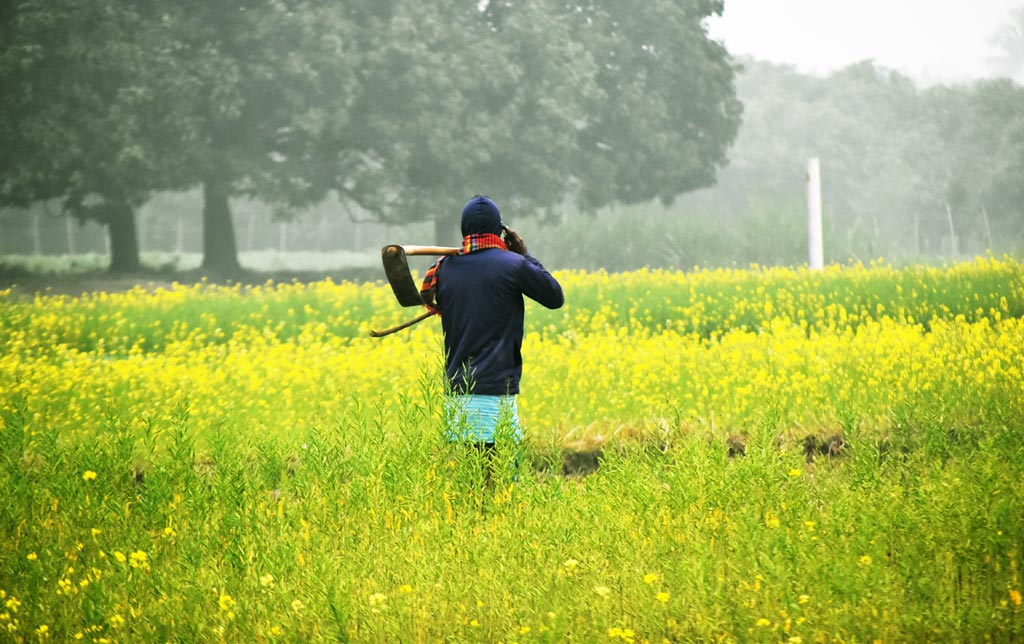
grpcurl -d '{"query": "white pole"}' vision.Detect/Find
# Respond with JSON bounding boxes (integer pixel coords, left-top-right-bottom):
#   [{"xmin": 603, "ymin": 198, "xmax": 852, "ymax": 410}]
[
  {"xmin": 31, "ymin": 211, "xmax": 42, "ymax": 255},
  {"xmin": 945, "ymin": 203, "xmax": 957, "ymax": 257},
  {"xmin": 914, "ymin": 211, "xmax": 921, "ymax": 256},
  {"xmin": 807, "ymin": 158, "xmax": 823, "ymax": 270},
  {"xmin": 66, "ymin": 216, "xmax": 76, "ymax": 255},
  {"xmin": 246, "ymin": 212, "xmax": 255, "ymax": 251},
  {"xmin": 981, "ymin": 207, "xmax": 993, "ymax": 251},
  {"xmin": 176, "ymin": 217, "xmax": 185, "ymax": 254}
]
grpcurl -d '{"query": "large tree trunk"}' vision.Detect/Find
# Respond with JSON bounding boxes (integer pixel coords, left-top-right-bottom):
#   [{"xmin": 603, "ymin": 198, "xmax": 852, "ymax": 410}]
[
  {"xmin": 201, "ymin": 172, "xmax": 241, "ymax": 274},
  {"xmin": 107, "ymin": 201, "xmax": 142, "ymax": 273}
]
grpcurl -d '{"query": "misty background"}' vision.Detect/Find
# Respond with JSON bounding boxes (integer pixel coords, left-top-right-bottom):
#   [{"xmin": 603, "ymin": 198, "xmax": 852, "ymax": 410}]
[{"xmin": 2, "ymin": 2, "xmax": 1023, "ymax": 276}]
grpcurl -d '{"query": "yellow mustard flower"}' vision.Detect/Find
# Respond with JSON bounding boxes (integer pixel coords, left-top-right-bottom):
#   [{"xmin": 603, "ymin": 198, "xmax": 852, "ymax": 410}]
[{"xmin": 129, "ymin": 550, "xmax": 149, "ymax": 570}]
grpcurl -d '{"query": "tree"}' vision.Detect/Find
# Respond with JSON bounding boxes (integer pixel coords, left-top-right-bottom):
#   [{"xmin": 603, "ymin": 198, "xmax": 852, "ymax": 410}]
[
  {"xmin": 318, "ymin": 0, "xmax": 741, "ymax": 243},
  {"xmin": 326, "ymin": 2, "xmax": 600, "ymax": 243},
  {"xmin": 560, "ymin": 0, "xmax": 743, "ymax": 211},
  {"xmin": 676, "ymin": 58, "xmax": 970, "ymax": 259},
  {"xmin": 3, "ymin": 1, "xmax": 360, "ymax": 274},
  {"xmin": 936, "ymin": 80, "xmax": 1024, "ymax": 249},
  {"xmin": 0, "ymin": 1, "xmax": 190, "ymax": 272},
  {"xmin": 148, "ymin": 1, "xmax": 358, "ymax": 273},
  {"xmin": 671, "ymin": 57, "xmax": 1024, "ymax": 261},
  {"xmin": 5, "ymin": 0, "xmax": 743, "ymax": 262}
]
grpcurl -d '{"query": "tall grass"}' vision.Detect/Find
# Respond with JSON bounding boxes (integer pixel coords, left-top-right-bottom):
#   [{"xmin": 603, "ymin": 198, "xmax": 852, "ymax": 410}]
[
  {"xmin": 3, "ymin": 256, "xmax": 1022, "ymax": 353},
  {"xmin": 1, "ymin": 258, "xmax": 1022, "ymax": 642}
]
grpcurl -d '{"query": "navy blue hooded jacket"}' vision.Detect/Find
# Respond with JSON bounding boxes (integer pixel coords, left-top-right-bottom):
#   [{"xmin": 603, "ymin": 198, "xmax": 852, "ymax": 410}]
[{"xmin": 435, "ymin": 197, "xmax": 564, "ymax": 395}]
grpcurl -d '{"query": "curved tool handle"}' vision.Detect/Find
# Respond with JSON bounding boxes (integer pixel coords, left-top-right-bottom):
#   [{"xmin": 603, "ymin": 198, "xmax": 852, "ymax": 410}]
[{"xmin": 369, "ymin": 310, "xmax": 436, "ymax": 338}]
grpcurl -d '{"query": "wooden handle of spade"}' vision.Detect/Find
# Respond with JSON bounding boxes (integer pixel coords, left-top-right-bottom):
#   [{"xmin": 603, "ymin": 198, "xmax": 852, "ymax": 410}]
[
  {"xmin": 396, "ymin": 245, "xmax": 460, "ymax": 256},
  {"xmin": 369, "ymin": 310, "xmax": 436, "ymax": 338}
]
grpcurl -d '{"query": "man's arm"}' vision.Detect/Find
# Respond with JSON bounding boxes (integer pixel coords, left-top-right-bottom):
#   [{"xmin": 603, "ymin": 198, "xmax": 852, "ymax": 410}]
[
  {"xmin": 504, "ymin": 226, "xmax": 563, "ymax": 309},
  {"xmin": 518, "ymin": 254, "xmax": 564, "ymax": 309}
]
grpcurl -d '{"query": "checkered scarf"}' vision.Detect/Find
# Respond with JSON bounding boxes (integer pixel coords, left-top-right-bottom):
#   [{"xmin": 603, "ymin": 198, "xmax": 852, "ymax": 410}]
[{"xmin": 420, "ymin": 233, "xmax": 508, "ymax": 313}]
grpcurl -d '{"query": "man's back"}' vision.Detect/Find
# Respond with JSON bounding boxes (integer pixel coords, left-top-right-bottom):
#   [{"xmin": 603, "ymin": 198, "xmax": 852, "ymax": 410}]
[{"xmin": 437, "ymin": 247, "xmax": 563, "ymax": 395}]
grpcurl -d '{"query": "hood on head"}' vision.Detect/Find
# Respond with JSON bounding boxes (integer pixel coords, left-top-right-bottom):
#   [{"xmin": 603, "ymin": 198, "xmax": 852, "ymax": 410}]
[{"xmin": 461, "ymin": 195, "xmax": 502, "ymax": 236}]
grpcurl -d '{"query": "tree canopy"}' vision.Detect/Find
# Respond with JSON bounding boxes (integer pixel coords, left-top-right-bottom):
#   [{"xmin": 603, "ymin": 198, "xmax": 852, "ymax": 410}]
[
  {"xmin": 2, "ymin": 0, "xmax": 742, "ymax": 266},
  {"xmin": 0, "ymin": 1, "xmax": 192, "ymax": 270},
  {"xmin": 133, "ymin": 1, "xmax": 359, "ymax": 272}
]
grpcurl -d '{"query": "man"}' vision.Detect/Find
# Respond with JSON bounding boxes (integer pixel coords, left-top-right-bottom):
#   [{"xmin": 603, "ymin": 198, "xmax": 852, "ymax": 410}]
[{"xmin": 420, "ymin": 195, "xmax": 564, "ymax": 459}]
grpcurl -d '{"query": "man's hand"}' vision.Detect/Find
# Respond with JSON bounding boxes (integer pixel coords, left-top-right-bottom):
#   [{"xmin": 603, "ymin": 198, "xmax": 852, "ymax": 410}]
[{"xmin": 503, "ymin": 226, "xmax": 527, "ymax": 254}]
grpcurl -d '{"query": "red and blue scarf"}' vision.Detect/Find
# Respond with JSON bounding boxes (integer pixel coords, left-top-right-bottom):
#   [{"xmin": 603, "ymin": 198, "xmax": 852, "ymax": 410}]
[{"xmin": 420, "ymin": 233, "xmax": 507, "ymax": 314}]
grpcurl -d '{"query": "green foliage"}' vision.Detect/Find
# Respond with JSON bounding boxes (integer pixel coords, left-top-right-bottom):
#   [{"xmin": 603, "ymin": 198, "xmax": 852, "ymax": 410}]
[
  {"xmin": 0, "ymin": 1, "xmax": 191, "ymax": 270},
  {"xmin": 332, "ymin": 0, "xmax": 743, "ymax": 233},
  {"xmin": 0, "ymin": 376, "xmax": 1022, "ymax": 641},
  {"xmin": 3, "ymin": 0, "xmax": 742, "ymax": 265},
  {"xmin": 6, "ymin": 3, "xmax": 1022, "ymax": 276},
  {"xmin": 339, "ymin": 2, "xmax": 598, "ymax": 229},
  {"xmin": 562, "ymin": 0, "xmax": 742, "ymax": 210},
  {"xmin": 0, "ymin": 2, "xmax": 174, "ymax": 208},
  {"xmin": 931, "ymin": 79, "xmax": 1024, "ymax": 247},
  {"xmin": 1, "ymin": 260, "xmax": 1023, "ymax": 639},
  {"xmin": 526, "ymin": 201, "xmax": 808, "ymax": 271},
  {"xmin": 2, "ymin": 256, "xmax": 1021, "ymax": 354},
  {"xmin": 676, "ymin": 59, "xmax": 1024, "ymax": 262}
]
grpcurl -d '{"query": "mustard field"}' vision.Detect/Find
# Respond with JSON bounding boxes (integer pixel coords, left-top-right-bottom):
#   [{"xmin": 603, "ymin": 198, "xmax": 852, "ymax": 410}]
[{"xmin": 1, "ymin": 257, "xmax": 1023, "ymax": 643}]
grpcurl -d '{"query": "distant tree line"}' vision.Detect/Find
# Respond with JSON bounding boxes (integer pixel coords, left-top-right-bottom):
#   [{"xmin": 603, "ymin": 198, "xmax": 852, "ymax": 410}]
[
  {"xmin": 684, "ymin": 59, "xmax": 1024, "ymax": 262},
  {"xmin": 516, "ymin": 53, "xmax": 1023, "ymax": 272},
  {"xmin": 0, "ymin": 0, "xmax": 741, "ymax": 273},
  {"xmin": 4, "ymin": 3, "xmax": 1022, "ymax": 275},
  {"xmin": 530, "ymin": 57, "xmax": 1024, "ymax": 273}
]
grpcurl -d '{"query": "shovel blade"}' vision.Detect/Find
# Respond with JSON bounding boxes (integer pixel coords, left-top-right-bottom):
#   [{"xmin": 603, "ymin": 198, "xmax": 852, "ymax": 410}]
[
  {"xmin": 381, "ymin": 244, "xmax": 460, "ymax": 307},
  {"xmin": 382, "ymin": 245, "xmax": 425, "ymax": 307}
]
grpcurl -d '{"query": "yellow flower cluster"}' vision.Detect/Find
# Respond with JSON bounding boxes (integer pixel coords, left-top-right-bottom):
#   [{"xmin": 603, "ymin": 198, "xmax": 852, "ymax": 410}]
[
  {"xmin": 522, "ymin": 311, "xmax": 1023, "ymax": 440},
  {"xmin": 0, "ymin": 258, "xmax": 1021, "ymax": 450},
  {"xmin": 0, "ymin": 257, "xmax": 1021, "ymax": 643}
]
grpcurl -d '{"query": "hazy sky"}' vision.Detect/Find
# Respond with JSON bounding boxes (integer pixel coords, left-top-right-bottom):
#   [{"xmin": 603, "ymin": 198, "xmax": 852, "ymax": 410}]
[{"xmin": 707, "ymin": 0, "xmax": 1022, "ymax": 84}]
